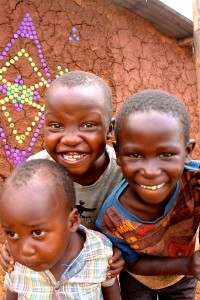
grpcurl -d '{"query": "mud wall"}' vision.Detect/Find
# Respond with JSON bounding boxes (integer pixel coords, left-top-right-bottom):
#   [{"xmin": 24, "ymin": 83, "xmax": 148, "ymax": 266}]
[{"xmin": 0, "ymin": 0, "xmax": 199, "ymax": 189}]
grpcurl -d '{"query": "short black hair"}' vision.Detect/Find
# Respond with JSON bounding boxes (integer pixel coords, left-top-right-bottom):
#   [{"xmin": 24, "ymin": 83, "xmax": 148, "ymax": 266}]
[
  {"xmin": 1, "ymin": 159, "xmax": 76, "ymax": 210},
  {"xmin": 115, "ymin": 89, "xmax": 190, "ymax": 145},
  {"xmin": 47, "ymin": 70, "xmax": 113, "ymax": 122}
]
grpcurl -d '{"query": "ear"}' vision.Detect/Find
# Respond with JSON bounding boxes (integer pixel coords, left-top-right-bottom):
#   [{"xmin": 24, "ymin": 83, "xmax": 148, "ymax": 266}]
[
  {"xmin": 113, "ymin": 140, "xmax": 121, "ymax": 167},
  {"xmin": 185, "ymin": 139, "xmax": 196, "ymax": 164},
  {"xmin": 106, "ymin": 118, "xmax": 115, "ymax": 140},
  {"xmin": 68, "ymin": 208, "xmax": 80, "ymax": 233}
]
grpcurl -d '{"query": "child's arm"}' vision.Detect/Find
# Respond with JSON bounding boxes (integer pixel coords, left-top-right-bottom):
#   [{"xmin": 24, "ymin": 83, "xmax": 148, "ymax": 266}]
[
  {"xmin": 102, "ymin": 278, "xmax": 121, "ymax": 300},
  {"xmin": 125, "ymin": 250, "xmax": 200, "ymax": 279},
  {"xmin": 92, "ymin": 225, "xmax": 124, "ymax": 278},
  {"xmin": 0, "ymin": 243, "xmax": 14, "ymax": 272},
  {"xmin": 107, "ymin": 246, "xmax": 124, "ymax": 278},
  {"xmin": 6, "ymin": 290, "xmax": 18, "ymax": 300}
]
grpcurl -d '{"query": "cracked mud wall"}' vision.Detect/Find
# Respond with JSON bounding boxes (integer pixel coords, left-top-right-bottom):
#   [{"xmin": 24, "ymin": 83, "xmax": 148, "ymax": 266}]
[
  {"xmin": 0, "ymin": 0, "xmax": 199, "ymax": 297},
  {"xmin": 0, "ymin": 0, "xmax": 199, "ymax": 190}
]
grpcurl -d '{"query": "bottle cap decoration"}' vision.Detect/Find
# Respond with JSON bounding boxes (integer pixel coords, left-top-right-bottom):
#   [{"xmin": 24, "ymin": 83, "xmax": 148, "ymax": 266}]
[{"xmin": 0, "ymin": 13, "xmax": 72, "ymax": 166}]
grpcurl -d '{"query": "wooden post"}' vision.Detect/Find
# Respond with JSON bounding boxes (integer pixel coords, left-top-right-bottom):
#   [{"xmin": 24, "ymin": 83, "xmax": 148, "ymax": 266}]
[{"xmin": 193, "ymin": 0, "xmax": 200, "ymax": 130}]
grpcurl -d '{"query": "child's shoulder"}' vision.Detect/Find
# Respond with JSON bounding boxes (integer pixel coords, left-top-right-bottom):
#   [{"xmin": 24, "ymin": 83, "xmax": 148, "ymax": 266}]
[
  {"xmin": 105, "ymin": 144, "xmax": 116, "ymax": 156},
  {"xmin": 79, "ymin": 225, "xmax": 113, "ymax": 256},
  {"xmin": 184, "ymin": 160, "xmax": 200, "ymax": 172},
  {"xmin": 27, "ymin": 149, "xmax": 53, "ymax": 161},
  {"xmin": 183, "ymin": 160, "xmax": 200, "ymax": 183},
  {"xmin": 183, "ymin": 160, "xmax": 200, "ymax": 193}
]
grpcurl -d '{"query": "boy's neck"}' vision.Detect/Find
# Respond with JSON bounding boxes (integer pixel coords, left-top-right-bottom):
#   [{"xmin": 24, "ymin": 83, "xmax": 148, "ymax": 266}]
[
  {"xmin": 72, "ymin": 151, "xmax": 109, "ymax": 186},
  {"xmin": 49, "ymin": 231, "xmax": 85, "ymax": 281},
  {"xmin": 120, "ymin": 186, "xmax": 173, "ymax": 222}
]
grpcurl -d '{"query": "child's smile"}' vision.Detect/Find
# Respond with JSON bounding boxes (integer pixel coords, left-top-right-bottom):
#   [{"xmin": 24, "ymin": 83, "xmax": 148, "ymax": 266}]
[
  {"xmin": 116, "ymin": 110, "xmax": 189, "ymax": 218},
  {"xmin": 62, "ymin": 152, "xmax": 86, "ymax": 162},
  {"xmin": 140, "ymin": 182, "xmax": 165, "ymax": 190},
  {"xmin": 44, "ymin": 85, "xmax": 112, "ymax": 185}
]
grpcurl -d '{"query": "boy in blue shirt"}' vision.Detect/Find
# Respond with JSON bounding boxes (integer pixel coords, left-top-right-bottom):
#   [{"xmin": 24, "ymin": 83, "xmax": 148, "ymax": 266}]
[{"xmin": 96, "ymin": 89, "xmax": 200, "ymax": 299}]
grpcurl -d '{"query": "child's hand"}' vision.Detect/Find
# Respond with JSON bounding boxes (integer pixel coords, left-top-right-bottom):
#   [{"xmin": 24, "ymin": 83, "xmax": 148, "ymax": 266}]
[
  {"xmin": 189, "ymin": 250, "xmax": 200, "ymax": 280},
  {"xmin": 107, "ymin": 247, "xmax": 124, "ymax": 279},
  {"xmin": 0, "ymin": 242, "xmax": 15, "ymax": 273}
]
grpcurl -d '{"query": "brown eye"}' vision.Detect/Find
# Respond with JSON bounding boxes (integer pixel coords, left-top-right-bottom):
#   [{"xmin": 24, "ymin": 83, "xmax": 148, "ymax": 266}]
[
  {"xmin": 130, "ymin": 153, "xmax": 142, "ymax": 158},
  {"xmin": 82, "ymin": 122, "xmax": 96, "ymax": 128},
  {"xmin": 160, "ymin": 153, "xmax": 172, "ymax": 158},
  {"xmin": 49, "ymin": 123, "xmax": 63, "ymax": 129},
  {"xmin": 6, "ymin": 231, "xmax": 18, "ymax": 239},
  {"xmin": 32, "ymin": 230, "xmax": 46, "ymax": 237}
]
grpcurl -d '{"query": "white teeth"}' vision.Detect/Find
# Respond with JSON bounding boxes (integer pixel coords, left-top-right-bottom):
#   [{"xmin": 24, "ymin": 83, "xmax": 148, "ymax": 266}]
[
  {"xmin": 63, "ymin": 154, "xmax": 85, "ymax": 161},
  {"xmin": 141, "ymin": 183, "xmax": 165, "ymax": 190}
]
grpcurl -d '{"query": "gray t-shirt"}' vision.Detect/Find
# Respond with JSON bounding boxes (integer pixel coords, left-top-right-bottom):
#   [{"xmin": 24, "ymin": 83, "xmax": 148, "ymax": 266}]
[{"xmin": 28, "ymin": 145, "xmax": 123, "ymax": 228}]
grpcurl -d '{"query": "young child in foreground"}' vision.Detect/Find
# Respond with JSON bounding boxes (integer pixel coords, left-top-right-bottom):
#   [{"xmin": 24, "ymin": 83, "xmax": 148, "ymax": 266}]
[
  {"xmin": 0, "ymin": 159, "xmax": 120, "ymax": 300},
  {"xmin": 0, "ymin": 70, "xmax": 124, "ymax": 276},
  {"xmin": 96, "ymin": 89, "xmax": 200, "ymax": 299}
]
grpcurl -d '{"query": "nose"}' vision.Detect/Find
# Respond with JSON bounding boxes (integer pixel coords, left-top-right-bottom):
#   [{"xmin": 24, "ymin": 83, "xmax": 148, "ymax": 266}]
[
  {"xmin": 140, "ymin": 159, "xmax": 161, "ymax": 178},
  {"xmin": 60, "ymin": 128, "xmax": 82, "ymax": 147},
  {"xmin": 19, "ymin": 239, "xmax": 36, "ymax": 257}
]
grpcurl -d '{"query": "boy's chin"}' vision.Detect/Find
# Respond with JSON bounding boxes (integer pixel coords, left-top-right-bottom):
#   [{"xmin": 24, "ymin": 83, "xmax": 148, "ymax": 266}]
[{"xmin": 23, "ymin": 262, "xmax": 49, "ymax": 272}]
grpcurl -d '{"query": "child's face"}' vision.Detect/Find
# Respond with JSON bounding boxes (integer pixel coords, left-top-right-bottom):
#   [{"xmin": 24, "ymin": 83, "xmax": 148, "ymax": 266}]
[
  {"xmin": 0, "ymin": 180, "xmax": 79, "ymax": 272},
  {"xmin": 44, "ymin": 85, "xmax": 113, "ymax": 183},
  {"xmin": 116, "ymin": 111, "xmax": 193, "ymax": 206}
]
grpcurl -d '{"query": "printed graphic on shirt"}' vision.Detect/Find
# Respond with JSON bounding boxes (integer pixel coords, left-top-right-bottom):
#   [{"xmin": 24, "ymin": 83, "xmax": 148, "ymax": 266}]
[{"xmin": 76, "ymin": 200, "xmax": 96, "ymax": 224}]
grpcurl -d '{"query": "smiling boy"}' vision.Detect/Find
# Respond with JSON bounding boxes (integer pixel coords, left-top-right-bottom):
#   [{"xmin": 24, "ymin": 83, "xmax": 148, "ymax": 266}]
[
  {"xmin": 0, "ymin": 71, "xmax": 124, "ymax": 276},
  {"xmin": 0, "ymin": 159, "xmax": 120, "ymax": 299},
  {"xmin": 96, "ymin": 90, "xmax": 200, "ymax": 299},
  {"xmin": 32, "ymin": 71, "xmax": 123, "ymax": 227}
]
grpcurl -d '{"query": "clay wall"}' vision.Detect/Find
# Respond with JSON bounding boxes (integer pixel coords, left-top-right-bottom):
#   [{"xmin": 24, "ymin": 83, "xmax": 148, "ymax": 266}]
[{"xmin": 0, "ymin": 0, "xmax": 199, "ymax": 189}]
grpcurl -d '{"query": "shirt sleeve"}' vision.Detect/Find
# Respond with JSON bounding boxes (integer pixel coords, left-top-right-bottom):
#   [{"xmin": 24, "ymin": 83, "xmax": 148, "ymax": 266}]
[
  {"xmin": 4, "ymin": 272, "xmax": 15, "ymax": 292},
  {"xmin": 96, "ymin": 207, "xmax": 139, "ymax": 263},
  {"xmin": 105, "ymin": 234, "xmax": 139, "ymax": 263}
]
